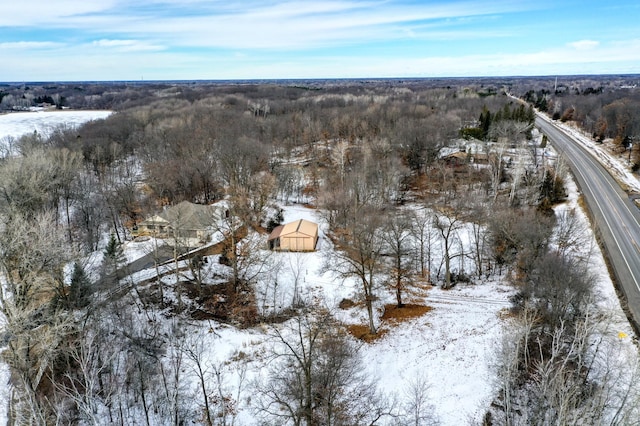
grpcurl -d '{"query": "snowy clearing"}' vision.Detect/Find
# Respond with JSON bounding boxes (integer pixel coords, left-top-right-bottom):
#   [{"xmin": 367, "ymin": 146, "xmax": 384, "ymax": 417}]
[{"xmin": 0, "ymin": 110, "xmax": 112, "ymax": 154}]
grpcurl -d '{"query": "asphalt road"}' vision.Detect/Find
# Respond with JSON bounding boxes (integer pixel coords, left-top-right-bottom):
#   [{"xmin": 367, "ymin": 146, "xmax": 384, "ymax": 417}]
[{"xmin": 536, "ymin": 117, "xmax": 640, "ymax": 331}]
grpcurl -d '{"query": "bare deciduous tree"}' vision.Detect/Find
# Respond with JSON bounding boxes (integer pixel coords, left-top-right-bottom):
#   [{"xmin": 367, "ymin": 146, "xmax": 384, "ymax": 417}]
[
  {"xmin": 331, "ymin": 207, "xmax": 385, "ymax": 334},
  {"xmin": 382, "ymin": 209, "xmax": 415, "ymax": 307},
  {"xmin": 402, "ymin": 374, "xmax": 438, "ymax": 426},
  {"xmin": 411, "ymin": 209, "xmax": 436, "ymax": 282},
  {"xmin": 433, "ymin": 205, "xmax": 465, "ymax": 289},
  {"xmin": 552, "ymin": 208, "xmax": 593, "ymax": 262},
  {"xmin": 257, "ymin": 309, "xmax": 392, "ymax": 425},
  {"xmin": 0, "ymin": 210, "xmax": 75, "ymax": 424}
]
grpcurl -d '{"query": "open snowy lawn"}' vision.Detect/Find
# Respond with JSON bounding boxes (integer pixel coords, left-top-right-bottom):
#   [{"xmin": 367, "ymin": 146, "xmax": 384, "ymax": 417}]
[
  {"xmin": 141, "ymin": 202, "xmax": 517, "ymax": 425},
  {"xmin": 367, "ymin": 283, "xmax": 513, "ymax": 424},
  {"xmin": 0, "ymin": 110, "xmax": 112, "ymax": 154},
  {"xmin": 170, "ymin": 183, "xmax": 639, "ymax": 424}
]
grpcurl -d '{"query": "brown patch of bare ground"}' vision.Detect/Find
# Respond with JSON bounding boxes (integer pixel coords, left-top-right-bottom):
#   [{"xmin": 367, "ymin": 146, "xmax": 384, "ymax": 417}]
[
  {"xmin": 347, "ymin": 303, "xmax": 432, "ymax": 342},
  {"xmin": 381, "ymin": 304, "xmax": 433, "ymax": 323},
  {"xmin": 346, "ymin": 324, "xmax": 388, "ymax": 342}
]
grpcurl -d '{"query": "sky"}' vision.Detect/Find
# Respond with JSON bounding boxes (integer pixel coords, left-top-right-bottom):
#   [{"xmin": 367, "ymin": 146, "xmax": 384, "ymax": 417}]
[{"xmin": 1, "ymin": 0, "xmax": 639, "ymax": 81}]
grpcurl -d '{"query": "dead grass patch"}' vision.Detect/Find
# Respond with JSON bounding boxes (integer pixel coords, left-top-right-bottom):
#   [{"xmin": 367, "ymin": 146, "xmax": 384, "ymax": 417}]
[
  {"xmin": 346, "ymin": 304, "xmax": 432, "ymax": 343},
  {"xmin": 346, "ymin": 324, "xmax": 388, "ymax": 342},
  {"xmin": 498, "ymin": 308, "xmax": 518, "ymax": 319},
  {"xmin": 381, "ymin": 304, "xmax": 433, "ymax": 323}
]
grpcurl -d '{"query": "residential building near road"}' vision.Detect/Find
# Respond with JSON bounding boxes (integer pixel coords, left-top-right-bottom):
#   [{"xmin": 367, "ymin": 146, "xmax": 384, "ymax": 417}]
[{"xmin": 133, "ymin": 201, "xmax": 229, "ymax": 247}]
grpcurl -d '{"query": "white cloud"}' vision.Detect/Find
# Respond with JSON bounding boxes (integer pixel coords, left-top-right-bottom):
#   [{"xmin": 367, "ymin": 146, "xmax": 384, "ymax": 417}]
[
  {"xmin": 91, "ymin": 39, "xmax": 165, "ymax": 52},
  {"xmin": 568, "ymin": 40, "xmax": 600, "ymax": 50},
  {"xmin": 172, "ymin": 1, "xmax": 532, "ymax": 49},
  {"xmin": 1, "ymin": 1, "xmax": 537, "ymax": 50},
  {"xmin": 0, "ymin": 1, "xmax": 118, "ymax": 26},
  {"xmin": 2, "ymin": 37, "xmax": 639, "ymax": 82},
  {"xmin": 0, "ymin": 41, "xmax": 61, "ymax": 49},
  {"xmin": 1, "ymin": 1, "xmax": 637, "ymax": 81}
]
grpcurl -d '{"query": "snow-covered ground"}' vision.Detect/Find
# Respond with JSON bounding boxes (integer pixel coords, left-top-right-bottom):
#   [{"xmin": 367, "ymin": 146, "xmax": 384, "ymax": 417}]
[
  {"xmin": 118, "ymin": 201, "xmax": 516, "ymax": 425},
  {"xmin": 279, "ymin": 206, "xmax": 513, "ymax": 423},
  {"xmin": 116, "ymin": 185, "xmax": 637, "ymax": 424},
  {"xmin": 0, "ymin": 110, "xmax": 112, "ymax": 155},
  {"xmin": 0, "ymin": 110, "xmax": 638, "ymax": 424}
]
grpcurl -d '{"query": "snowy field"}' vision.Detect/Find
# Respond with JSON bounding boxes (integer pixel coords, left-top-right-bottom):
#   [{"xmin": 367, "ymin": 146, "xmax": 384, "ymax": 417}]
[
  {"xmin": 193, "ymin": 199, "xmax": 637, "ymax": 425},
  {"xmin": 112, "ymin": 202, "xmax": 517, "ymax": 425},
  {"xmin": 0, "ymin": 110, "xmax": 112, "ymax": 154},
  {"xmin": 0, "ymin": 110, "xmax": 638, "ymax": 424}
]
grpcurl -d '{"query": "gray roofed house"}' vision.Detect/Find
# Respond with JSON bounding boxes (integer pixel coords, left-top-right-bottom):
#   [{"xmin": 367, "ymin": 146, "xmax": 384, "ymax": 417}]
[{"xmin": 134, "ymin": 201, "xmax": 229, "ymax": 247}]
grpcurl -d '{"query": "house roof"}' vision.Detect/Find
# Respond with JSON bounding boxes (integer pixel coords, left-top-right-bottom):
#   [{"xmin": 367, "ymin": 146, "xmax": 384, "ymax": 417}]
[
  {"xmin": 443, "ymin": 151, "xmax": 468, "ymax": 160},
  {"xmin": 163, "ymin": 201, "xmax": 222, "ymax": 230},
  {"xmin": 268, "ymin": 219, "xmax": 318, "ymax": 241},
  {"xmin": 280, "ymin": 219, "xmax": 318, "ymax": 237},
  {"xmin": 139, "ymin": 214, "xmax": 170, "ymax": 226},
  {"xmin": 140, "ymin": 201, "xmax": 223, "ymax": 230}
]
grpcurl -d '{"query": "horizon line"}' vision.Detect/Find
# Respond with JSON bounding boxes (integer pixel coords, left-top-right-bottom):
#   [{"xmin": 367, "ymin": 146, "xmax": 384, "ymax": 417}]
[{"xmin": 1, "ymin": 73, "xmax": 639, "ymax": 86}]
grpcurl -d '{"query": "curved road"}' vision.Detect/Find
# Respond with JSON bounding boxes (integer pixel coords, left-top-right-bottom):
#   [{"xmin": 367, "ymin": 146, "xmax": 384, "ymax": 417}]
[{"xmin": 536, "ymin": 117, "xmax": 640, "ymax": 331}]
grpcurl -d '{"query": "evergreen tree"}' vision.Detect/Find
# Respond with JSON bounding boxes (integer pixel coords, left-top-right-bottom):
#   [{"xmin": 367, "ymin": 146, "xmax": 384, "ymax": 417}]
[
  {"xmin": 479, "ymin": 106, "xmax": 492, "ymax": 140},
  {"xmin": 514, "ymin": 104, "xmax": 525, "ymax": 122},
  {"xmin": 526, "ymin": 105, "xmax": 536, "ymax": 123},
  {"xmin": 539, "ymin": 168, "xmax": 566, "ymax": 206},
  {"xmin": 103, "ymin": 233, "xmax": 125, "ymax": 277},
  {"xmin": 502, "ymin": 103, "xmax": 512, "ymax": 120},
  {"xmin": 69, "ymin": 262, "xmax": 91, "ymax": 308},
  {"xmin": 540, "ymin": 134, "xmax": 548, "ymax": 149},
  {"xmin": 494, "ymin": 109, "xmax": 503, "ymax": 123},
  {"xmin": 536, "ymin": 96, "xmax": 548, "ymax": 112}
]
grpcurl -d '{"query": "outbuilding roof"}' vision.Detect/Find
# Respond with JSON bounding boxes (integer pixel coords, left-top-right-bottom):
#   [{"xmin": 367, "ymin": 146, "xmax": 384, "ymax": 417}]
[{"xmin": 268, "ymin": 219, "xmax": 318, "ymax": 241}]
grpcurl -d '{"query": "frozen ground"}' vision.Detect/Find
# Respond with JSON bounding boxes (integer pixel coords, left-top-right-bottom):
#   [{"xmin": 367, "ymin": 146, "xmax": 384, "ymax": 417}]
[
  {"xmin": 0, "ymin": 110, "xmax": 112, "ymax": 155},
  {"xmin": 118, "ymin": 191, "xmax": 635, "ymax": 424},
  {"xmin": 0, "ymin": 111, "xmax": 638, "ymax": 425},
  {"xmin": 123, "ymin": 202, "xmax": 516, "ymax": 425},
  {"xmin": 264, "ymin": 208, "xmax": 515, "ymax": 424}
]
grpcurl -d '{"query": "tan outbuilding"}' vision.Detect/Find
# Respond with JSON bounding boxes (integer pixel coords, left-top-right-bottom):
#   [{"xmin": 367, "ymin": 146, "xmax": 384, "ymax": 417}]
[{"xmin": 268, "ymin": 219, "xmax": 319, "ymax": 252}]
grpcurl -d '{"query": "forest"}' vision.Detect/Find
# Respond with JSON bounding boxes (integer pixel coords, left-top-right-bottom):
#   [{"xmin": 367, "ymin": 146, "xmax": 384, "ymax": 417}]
[{"xmin": 1, "ymin": 75, "xmax": 640, "ymax": 425}]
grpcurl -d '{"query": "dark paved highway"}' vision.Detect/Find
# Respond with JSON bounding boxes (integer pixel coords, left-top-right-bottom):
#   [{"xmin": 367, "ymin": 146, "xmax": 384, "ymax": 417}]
[{"xmin": 537, "ymin": 117, "xmax": 640, "ymax": 331}]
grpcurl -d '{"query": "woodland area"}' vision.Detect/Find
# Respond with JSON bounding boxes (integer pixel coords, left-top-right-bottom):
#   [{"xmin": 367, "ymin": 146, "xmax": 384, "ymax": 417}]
[{"xmin": 1, "ymin": 76, "xmax": 639, "ymax": 425}]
